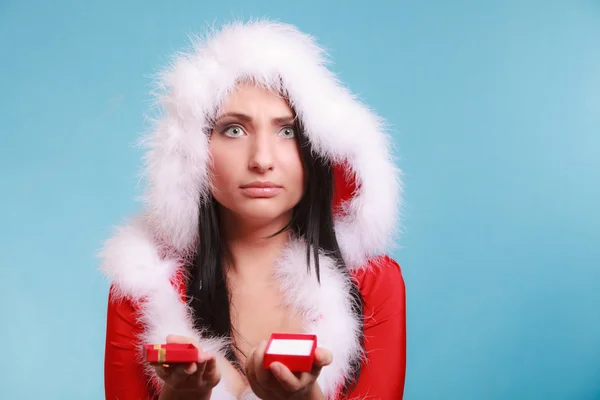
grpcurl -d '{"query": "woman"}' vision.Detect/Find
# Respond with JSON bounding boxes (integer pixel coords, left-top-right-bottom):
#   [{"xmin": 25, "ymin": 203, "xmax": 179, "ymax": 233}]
[{"xmin": 101, "ymin": 20, "xmax": 406, "ymax": 399}]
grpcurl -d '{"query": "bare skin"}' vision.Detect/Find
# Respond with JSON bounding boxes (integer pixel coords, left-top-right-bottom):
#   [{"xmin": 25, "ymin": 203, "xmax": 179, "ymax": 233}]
[{"xmin": 155, "ymin": 82, "xmax": 332, "ymax": 399}]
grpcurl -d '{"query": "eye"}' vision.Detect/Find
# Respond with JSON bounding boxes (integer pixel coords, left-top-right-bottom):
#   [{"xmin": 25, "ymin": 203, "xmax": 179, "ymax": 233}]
[
  {"xmin": 223, "ymin": 126, "xmax": 246, "ymax": 137},
  {"xmin": 279, "ymin": 126, "xmax": 296, "ymax": 138}
]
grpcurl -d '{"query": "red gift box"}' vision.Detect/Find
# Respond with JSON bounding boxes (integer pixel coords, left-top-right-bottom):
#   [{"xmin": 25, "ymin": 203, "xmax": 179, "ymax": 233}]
[
  {"xmin": 263, "ymin": 333, "xmax": 317, "ymax": 373},
  {"xmin": 143, "ymin": 343, "xmax": 199, "ymax": 364}
]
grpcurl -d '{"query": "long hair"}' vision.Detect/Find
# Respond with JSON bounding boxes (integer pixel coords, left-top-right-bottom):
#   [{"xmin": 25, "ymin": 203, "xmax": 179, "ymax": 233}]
[{"xmin": 186, "ymin": 117, "xmax": 365, "ymax": 393}]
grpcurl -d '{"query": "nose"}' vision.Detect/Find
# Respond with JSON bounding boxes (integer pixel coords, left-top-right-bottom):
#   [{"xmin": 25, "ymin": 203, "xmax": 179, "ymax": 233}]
[{"xmin": 248, "ymin": 132, "xmax": 275, "ymax": 173}]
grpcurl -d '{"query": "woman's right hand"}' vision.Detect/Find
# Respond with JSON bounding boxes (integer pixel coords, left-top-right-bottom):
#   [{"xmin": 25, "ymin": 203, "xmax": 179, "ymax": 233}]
[{"xmin": 154, "ymin": 334, "xmax": 221, "ymax": 400}]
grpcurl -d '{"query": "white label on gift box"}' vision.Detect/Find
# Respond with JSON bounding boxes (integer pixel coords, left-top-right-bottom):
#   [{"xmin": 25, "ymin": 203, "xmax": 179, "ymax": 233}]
[{"xmin": 267, "ymin": 339, "xmax": 314, "ymax": 356}]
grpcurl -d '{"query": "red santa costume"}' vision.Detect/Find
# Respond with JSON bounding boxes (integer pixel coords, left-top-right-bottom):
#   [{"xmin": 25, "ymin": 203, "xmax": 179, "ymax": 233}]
[{"xmin": 100, "ymin": 20, "xmax": 406, "ymax": 399}]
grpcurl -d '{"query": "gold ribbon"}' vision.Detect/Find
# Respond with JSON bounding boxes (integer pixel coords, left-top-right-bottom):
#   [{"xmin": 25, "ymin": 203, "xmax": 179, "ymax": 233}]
[{"xmin": 153, "ymin": 344, "xmax": 166, "ymax": 363}]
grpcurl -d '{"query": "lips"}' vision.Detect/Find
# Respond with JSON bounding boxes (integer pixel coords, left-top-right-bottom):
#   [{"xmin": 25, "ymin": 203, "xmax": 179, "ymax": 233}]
[{"xmin": 240, "ymin": 181, "xmax": 283, "ymax": 198}]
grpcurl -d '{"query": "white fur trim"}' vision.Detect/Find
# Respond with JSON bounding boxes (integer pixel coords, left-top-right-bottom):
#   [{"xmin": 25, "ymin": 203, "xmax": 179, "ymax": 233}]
[
  {"xmin": 101, "ymin": 222, "xmax": 359, "ymax": 398},
  {"xmin": 99, "ymin": 215, "xmax": 179, "ymax": 299},
  {"xmin": 139, "ymin": 19, "xmax": 401, "ymax": 267},
  {"xmin": 100, "ymin": 19, "xmax": 402, "ymax": 399},
  {"xmin": 274, "ymin": 239, "xmax": 361, "ymax": 396}
]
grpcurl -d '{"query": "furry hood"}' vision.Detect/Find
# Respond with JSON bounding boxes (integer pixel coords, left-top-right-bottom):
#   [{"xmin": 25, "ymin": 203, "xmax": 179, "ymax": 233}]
[
  {"xmin": 100, "ymin": 19, "xmax": 402, "ymax": 399},
  {"xmin": 136, "ymin": 20, "xmax": 401, "ymax": 267}
]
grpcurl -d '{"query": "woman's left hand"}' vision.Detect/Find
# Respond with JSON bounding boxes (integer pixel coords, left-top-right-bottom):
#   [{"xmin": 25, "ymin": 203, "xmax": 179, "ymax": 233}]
[{"xmin": 245, "ymin": 340, "xmax": 333, "ymax": 400}]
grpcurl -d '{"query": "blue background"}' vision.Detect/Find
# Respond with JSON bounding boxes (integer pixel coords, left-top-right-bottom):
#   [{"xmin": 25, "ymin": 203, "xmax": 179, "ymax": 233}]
[{"xmin": 1, "ymin": 0, "xmax": 598, "ymax": 398}]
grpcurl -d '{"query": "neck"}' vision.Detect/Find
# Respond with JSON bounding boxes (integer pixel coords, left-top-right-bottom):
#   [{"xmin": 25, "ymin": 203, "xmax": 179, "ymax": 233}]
[{"xmin": 219, "ymin": 210, "xmax": 293, "ymax": 280}]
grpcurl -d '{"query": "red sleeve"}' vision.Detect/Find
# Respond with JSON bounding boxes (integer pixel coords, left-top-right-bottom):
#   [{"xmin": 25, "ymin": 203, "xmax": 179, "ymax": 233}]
[
  {"xmin": 349, "ymin": 256, "xmax": 407, "ymax": 399},
  {"xmin": 104, "ymin": 285, "xmax": 157, "ymax": 400}
]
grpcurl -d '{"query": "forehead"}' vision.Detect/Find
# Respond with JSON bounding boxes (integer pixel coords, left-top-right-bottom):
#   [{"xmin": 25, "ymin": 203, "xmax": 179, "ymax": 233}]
[{"xmin": 219, "ymin": 82, "xmax": 294, "ymax": 116}]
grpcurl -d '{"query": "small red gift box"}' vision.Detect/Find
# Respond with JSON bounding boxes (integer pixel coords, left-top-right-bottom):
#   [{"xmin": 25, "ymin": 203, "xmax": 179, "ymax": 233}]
[
  {"xmin": 263, "ymin": 333, "xmax": 317, "ymax": 373},
  {"xmin": 143, "ymin": 343, "xmax": 199, "ymax": 364}
]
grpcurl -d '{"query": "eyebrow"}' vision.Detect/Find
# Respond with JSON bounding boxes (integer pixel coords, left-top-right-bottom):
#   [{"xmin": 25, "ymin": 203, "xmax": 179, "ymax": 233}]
[{"xmin": 214, "ymin": 112, "xmax": 296, "ymax": 125}]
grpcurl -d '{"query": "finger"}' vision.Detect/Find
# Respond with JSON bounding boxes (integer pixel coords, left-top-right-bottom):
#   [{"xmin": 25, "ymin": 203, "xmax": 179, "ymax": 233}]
[
  {"xmin": 246, "ymin": 361, "xmax": 272, "ymax": 400},
  {"xmin": 244, "ymin": 341, "xmax": 261, "ymax": 377},
  {"xmin": 195, "ymin": 361, "xmax": 207, "ymax": 380},
  {"xmin": 270, "ymin": 362, "xmax": 302, "ymax": 393},
  {"xmin": 253, "ymin": 340, "xmax": 271, "ymax": 385},
  {"xmin": 254, "ymin": 340, "xmax": 267, "ymax": 364},
  {"xmin": 245, "ymin": 355, "xmax": 261, "ymax": 395},
  {"xmin": 202, "ymin": 357, "xmax": 221, "ymax": 385},
  {"xmin": 246, "ymin": 342, "xmax": 272, "ymax": 395},
  {"xmin": 154, "ymin": 365, "xmax": 173, "ymax": 382},
  {"xmin": 166, "ymin": 334, "xmax": 191, "ymax": 343},
  {"xmin": 245, "ymin": 346, "xmax": 256, "ymax": 378},
  {"xmin": 164, "ymin": 364, "xmax": 190, "ymax": 388},
  {"xmin": 184, "ymin": 362, "xmax": 198, "ymax": 375},
  {"xmin": 313, "ymin": 348, "xmax": 333, "ymax": 367}
]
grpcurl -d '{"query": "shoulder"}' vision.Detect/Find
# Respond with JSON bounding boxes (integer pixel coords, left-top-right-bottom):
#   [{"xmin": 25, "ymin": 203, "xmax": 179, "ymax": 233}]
[
  {"xmin": 99, "ymin": 215, "xmax": 185, "ymax": 301},
  {"xmin": 352, "ymin": 255, "xmax": 405, "ymax": 308},
  {"xmin": 353, "ymin": 255, "xmax": 404, "ymax": 292}
]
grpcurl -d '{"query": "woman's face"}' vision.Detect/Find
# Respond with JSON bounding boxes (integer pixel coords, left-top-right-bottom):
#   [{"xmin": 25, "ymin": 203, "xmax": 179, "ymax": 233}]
[{"xmin": 208, "ymin": 82, "xmax": 305, "ymax": 228}]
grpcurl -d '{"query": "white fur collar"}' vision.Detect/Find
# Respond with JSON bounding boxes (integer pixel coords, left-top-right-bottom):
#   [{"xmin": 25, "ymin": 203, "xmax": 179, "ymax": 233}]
[{"xmin": 100, "ymin": 217, "xmax": 360, "ymax": 398}]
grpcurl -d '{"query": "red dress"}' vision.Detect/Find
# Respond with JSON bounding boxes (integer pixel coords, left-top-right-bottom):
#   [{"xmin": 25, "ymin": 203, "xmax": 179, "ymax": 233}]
[{"xmin": 104, "ymin": 256, "xmax": 406, "ymax": 399}]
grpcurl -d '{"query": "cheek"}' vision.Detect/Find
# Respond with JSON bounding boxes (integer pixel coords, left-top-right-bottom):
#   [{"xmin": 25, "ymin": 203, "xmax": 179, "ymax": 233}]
[
  {"xmin": 209, "ymin": 142, "xmax": 239, "ymax": 194},
  {"xmin": 280, "ymin": 145, "xmax": 305, "ymax": 197}
]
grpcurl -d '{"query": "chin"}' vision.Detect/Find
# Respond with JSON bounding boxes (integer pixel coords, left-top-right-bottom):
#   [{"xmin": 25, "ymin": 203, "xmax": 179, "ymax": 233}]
[{"xmin": 236, "ymin": 201, "xmax": 294, "ymax": 224}]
